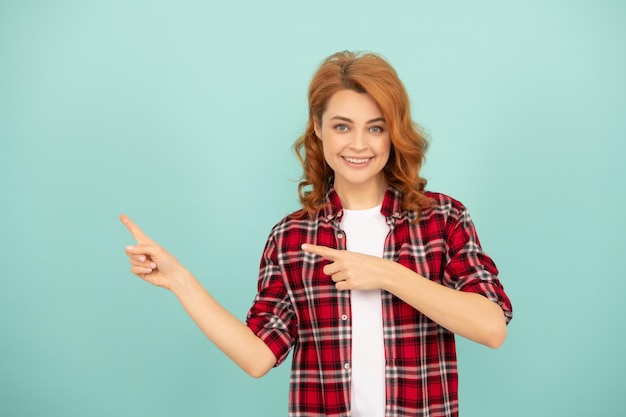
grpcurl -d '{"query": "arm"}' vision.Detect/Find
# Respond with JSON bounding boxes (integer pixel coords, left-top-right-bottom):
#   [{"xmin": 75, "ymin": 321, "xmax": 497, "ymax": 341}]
[
  {"xmin": 380, "ymin": 262, "xmax": 507, "ymax": 348},
  {"xmin": 170, "ymin": 270, "xmax": 277, "ymax": 377},
  {"xmin": 120, "ymin": 214, "xmax": 276, "ymax": 377},
  {"xmin": 302, "ymin": 243, "xmax": 508, "ymax": 349}
]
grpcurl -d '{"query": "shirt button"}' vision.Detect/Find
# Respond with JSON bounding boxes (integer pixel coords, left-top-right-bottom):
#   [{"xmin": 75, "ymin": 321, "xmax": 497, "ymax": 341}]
[
  {"xmin": 337, "ymin": 232, "xmax": 344, "ymax": 239},
  {"xmin": 341, "ymin": 314, "xmax": 348, "ymax": 321},
  {"xmin": 344, "ymin": 363, "xmax": 350, "ymax": 370},
  {"xmin": 326, "ymin": 214, "xmax": 333, "ymax": 220}
]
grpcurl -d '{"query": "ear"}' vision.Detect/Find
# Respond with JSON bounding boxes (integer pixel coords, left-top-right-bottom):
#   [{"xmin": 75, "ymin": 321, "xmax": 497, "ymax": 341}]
[{"xmin": 313, "ymin": 116, "xmax": 321, "ymax": 139}]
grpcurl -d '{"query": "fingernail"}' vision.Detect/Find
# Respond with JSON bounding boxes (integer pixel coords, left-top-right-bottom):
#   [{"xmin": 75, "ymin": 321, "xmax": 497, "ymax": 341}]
[
  {"xmin": 126, "ymin": 245, "xmax": 135, "ymax": 250},
  {"xmin": 301, "ymin": 244, "xmax": 308, "ymax": 250},
  {"xmin": 138, "ymin": 255, "xmax": 146, "ymax": 262},
  {"xmin": 149, "ymin": 262, "xmax": 157, "ymax": 268}
]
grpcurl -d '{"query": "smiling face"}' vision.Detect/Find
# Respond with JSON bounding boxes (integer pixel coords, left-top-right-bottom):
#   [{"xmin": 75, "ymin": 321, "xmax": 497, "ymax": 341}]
[{"xmin": 314, "ymin": 89, "xmax": 391, "ymax": 208}]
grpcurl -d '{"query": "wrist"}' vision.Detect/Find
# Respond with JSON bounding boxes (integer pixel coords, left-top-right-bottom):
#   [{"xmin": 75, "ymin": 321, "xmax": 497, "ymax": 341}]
[
  {"xmin": 379, "ymin": 259, "xmax": 400, "ymax": 292},
  {"xmin": 381, "ymin": 261, "xmax": 420, "ymax": 293},
  {"xmin": 169, "ymin": 268, "xmax": 193, "ymax": 295}
]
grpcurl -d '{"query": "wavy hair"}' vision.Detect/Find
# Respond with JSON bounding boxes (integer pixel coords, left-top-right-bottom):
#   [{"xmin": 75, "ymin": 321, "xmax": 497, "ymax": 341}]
[{"xmin": 293, "ymin": 51, "xmax": 435, "ymax": 217}]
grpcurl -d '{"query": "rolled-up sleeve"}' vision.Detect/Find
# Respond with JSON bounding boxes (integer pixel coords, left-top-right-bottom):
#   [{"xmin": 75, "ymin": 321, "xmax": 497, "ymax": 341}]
[
  {"xmin": 246, "ymin": 234, "xmax": 297, "ymax": 366},
  {"xmin": 444, "ymin": 207, "xmax": 513, "ymax": 324}
]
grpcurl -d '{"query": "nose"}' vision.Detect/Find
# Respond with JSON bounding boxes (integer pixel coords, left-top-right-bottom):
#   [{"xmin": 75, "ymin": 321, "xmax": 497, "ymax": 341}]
[{"xmin": 349, "ymin": 130, "xmax": 367, "ymax": 151}]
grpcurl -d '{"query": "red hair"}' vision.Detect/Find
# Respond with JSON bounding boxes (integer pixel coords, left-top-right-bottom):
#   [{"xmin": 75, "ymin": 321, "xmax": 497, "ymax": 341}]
[{"xmin": 293, "ymin": 51, "xmax": 434, "ymax": 217}]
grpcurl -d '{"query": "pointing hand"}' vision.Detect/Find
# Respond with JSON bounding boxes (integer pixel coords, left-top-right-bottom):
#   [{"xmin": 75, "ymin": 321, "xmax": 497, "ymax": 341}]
[
  {"xmin": 120, "ymin": 214, "xmax": 184, "ymax": 290},
  {"xmin": 301, "ymin": 243, "xmax": 394, "ymax": 291}
]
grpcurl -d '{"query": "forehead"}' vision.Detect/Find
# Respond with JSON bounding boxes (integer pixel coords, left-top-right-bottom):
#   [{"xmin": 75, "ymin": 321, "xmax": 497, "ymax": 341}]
[{"xmin": 322, "ymin": 89, "xmax": 384, "ymax": 121}]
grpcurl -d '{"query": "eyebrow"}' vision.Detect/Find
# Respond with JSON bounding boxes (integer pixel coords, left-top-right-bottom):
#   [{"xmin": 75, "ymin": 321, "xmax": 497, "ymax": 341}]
[{"xmin": 329, "ymin": 115, "xmax": 386, "ymax": 124}]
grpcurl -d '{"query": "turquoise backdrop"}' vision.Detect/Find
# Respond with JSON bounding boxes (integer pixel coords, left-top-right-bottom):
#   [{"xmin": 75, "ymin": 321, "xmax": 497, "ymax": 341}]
[{"xmin": 1, "ymin": 1, "xmax": 624, "ymax": 416}]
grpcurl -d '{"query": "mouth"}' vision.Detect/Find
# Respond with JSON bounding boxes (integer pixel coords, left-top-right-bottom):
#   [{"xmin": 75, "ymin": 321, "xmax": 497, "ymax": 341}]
[{"xmin": 342, "ymin": 156, "xmax": 372, "ymax": 164}]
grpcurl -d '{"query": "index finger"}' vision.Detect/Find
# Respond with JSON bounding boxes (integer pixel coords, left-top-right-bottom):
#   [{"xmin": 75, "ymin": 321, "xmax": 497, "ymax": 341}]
[
  {"xmin": 120, "ymin": 214, "xmax": 154, "ymax": 244},
  {"xmin": 301, "ymin": 243, "xmax": 342, "ymax": 261}
]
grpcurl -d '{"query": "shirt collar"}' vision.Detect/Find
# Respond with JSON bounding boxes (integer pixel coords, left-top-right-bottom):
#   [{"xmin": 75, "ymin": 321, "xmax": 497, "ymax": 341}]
[{"xmin": 321, "ymin": 185, "xmax": 405, "ymax": 223}]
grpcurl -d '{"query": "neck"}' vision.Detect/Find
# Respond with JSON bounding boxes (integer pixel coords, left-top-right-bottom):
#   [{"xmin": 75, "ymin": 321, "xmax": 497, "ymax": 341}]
[{"xmin": 334, "ymin": 177, "xmax": 387, "ymax": 210}]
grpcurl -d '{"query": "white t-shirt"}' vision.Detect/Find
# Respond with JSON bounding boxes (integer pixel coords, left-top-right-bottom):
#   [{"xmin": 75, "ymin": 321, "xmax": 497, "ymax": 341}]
[{"xmin": 340, "ymin": 204, "xmax": 389, "ymax": 417}]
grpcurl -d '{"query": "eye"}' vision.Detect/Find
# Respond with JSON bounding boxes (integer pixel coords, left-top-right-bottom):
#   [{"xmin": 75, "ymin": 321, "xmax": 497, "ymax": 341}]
[
  {"xmin": 369, "ymin": 126, "xmax": 384, "ymax": 134},
  {"xmin": 334, "ymin": 124, "xmax": 349, "ymax": 132}
]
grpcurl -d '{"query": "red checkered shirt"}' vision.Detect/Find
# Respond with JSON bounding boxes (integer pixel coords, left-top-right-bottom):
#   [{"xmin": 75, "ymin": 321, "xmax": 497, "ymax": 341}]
[{"xmin": 246, "ymin": 186, "xmax": 513, "ymax": 417}]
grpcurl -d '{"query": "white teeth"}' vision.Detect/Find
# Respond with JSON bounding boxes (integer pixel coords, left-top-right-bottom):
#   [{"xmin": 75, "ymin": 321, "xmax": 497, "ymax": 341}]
[{"xmin": 344, "ymin": 157, "xmax": 370, "ymax": 164}]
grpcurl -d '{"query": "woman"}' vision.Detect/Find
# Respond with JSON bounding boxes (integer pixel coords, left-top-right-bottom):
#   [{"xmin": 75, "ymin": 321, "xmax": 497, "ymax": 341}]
[{"xmin": 121, "ymin": 51, "xmax": 512, "ymax": 417}]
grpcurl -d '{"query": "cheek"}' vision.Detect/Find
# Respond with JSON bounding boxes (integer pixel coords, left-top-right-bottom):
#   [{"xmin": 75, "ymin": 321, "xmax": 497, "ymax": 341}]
[
  {"xmin": 320, "ymin": 138, "xmax": 337, "ymax": 169},
  {"xmin": 379, "ymin": 137, "xmax": 392, "ymax": 156},
  {"xmin": 380, "ymin": 139, "xmax": 392, "ymax": 167}
]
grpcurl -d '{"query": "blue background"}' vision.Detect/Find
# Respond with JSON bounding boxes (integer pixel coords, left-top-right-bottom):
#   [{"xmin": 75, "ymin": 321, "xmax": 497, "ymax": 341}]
[{"xmin": 1, "ymin": 1, "xmax": 624, "ymax": 416}]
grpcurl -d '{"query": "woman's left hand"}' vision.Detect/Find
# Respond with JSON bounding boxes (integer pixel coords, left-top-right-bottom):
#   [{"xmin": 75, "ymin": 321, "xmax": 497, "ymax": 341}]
[{"xmin": 302, "ymin": 243, "xmax": 396, "ymax": 291}]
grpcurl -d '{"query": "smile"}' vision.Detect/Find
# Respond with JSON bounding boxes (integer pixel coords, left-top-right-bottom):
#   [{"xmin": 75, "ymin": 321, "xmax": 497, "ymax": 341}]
[{"xmin": 343, "ymin": 156, "xmax": 372, "ymax": 164}]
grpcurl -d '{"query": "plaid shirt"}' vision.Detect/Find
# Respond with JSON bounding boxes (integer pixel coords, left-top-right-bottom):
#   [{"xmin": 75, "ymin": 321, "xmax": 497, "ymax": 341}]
[{"xmin": 246, "ymin": 186, "xmax": 513, "ymax": 417}]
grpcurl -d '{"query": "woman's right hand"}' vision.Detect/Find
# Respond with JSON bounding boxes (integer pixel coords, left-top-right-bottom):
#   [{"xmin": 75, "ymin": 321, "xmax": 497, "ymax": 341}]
[
  {"xmin": 120, "ymin": 214, "xmax": 185, "ymax": 290},
  {"xmin": 120, "ymin": 215, "xmax": 277, "ymax": 377}
]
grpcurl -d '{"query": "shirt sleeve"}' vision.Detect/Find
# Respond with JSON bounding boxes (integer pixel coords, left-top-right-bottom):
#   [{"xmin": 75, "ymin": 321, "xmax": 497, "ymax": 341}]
[
  {"xmin": 246, "ymin": 232, "xmax": 297, "ymax": 366},
  {"xmin": 443, "ymin": 206, "xmax": 513, "ymax": 324}
]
